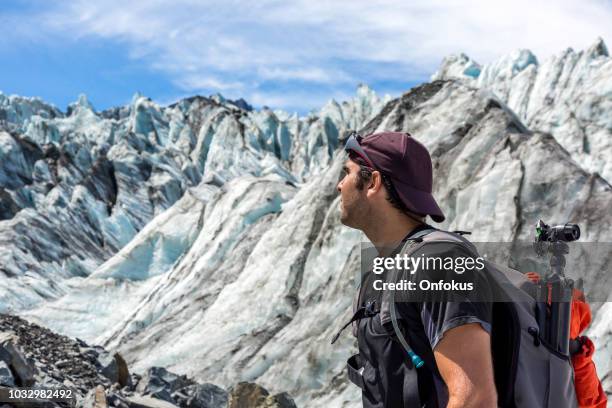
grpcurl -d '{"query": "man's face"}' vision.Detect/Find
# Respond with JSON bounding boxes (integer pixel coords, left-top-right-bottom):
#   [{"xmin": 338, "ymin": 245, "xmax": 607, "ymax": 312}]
[{"xmin": 336, "ymin": 159, "xmax": 369, "ymax": 228}]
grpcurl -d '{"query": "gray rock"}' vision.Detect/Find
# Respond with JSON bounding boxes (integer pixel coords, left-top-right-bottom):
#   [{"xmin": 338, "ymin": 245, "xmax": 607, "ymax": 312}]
[
  {"xmin": 227, "ymin": 383, "xmax": 296, "ymax": 408},
  {"xmin": 0, "ymin": 361, "xmax": 14, "ymax": 386},
  {"xmin": 128, "ymin": 373, "xmax": 142, "ymax": 391},
  {"xmin": 135, "ymin": 367, "xmax": 193, "ymax": 403},
  {"xmin": 172, "ymin": 383, "xmax": 228, "ymax": 408},
  {"xmin": 77, "ymin": 387, "xmax": 97, "ymax": 408},
  {"xmin": 125, "ymin": 395, "xmax": 178, "ymax": 408},
  {"xmin": 106, "ymin": 390, "xmax": 131, "ymax": 408},
  {"xmin": 0, "ymin": 333, "xmax": 14, "ymax": 363},
  {"xmin": 55, "ymin": 359, "xmax": 71, "ymax": 369},
  {"xmin": 100, "ymin": 352, "xmax": 131, "ymax": 388},
  {"xmin": 62, "ymin": 378, "xmax": 76, "ymax": 388},
  {"xmin": 265, "ymin": 392, "xmax": 297, "ymax": 408},
  {"xmin": 83, "ymin": 348, "xmax": 100, "ymax": 362},
  {"xmin": 0, "ymin": 332, "xmax": 37, "ymax": 386}
]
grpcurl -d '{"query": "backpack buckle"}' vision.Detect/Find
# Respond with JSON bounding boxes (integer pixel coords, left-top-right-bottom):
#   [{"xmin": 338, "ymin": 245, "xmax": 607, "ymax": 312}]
[{"xmin": 364, "ymin": 300, "xmax": 378, "ymax": 317}]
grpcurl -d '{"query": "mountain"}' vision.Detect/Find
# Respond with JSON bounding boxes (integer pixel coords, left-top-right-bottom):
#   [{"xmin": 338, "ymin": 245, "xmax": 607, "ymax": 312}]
[
  {"xmin": 1, "ymin": 41, "xmax": 611, "ymax": 406},
  {"xmin": 432, "ymin": 37, "xmax": 612, "ymax": 185},
  {"xmin": 0, "ymin": 85, "xmax": 388, "ymax": 313}
]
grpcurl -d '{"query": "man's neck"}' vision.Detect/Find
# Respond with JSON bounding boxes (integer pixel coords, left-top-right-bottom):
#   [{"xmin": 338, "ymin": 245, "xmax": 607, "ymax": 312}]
[{"xmin": 363, "ymin": 213, "xmax": 424, "ymax": 256}]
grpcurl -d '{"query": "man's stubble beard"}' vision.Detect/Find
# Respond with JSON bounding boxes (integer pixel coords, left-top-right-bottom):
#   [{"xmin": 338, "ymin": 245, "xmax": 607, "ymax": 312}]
[{"xmin": 339, "ymin": 194, "xmax": 369, "ymax": 230}]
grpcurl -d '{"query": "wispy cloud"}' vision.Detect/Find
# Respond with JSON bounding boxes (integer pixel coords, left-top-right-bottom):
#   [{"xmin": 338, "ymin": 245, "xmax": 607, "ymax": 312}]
[
  {"xmin": 176, "ymin": 76, "xmax": 246, "ymax": 92},
  {"xmin": 257, "ymin": 66, "xmax": 349, "ymax": 83},
  {"xmin": 3, "ymin": 0, "xmax": 612, "ymax": 111}
]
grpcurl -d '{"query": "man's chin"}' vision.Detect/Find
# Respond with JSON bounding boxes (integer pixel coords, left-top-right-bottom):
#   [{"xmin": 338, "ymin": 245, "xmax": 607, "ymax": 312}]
[
  {"xmin": 339, "ymin": 211, "xmax": 348, "ymax": 225},
  {"xmin": 339, "ymin": 212, "xmax": 356, "ymax": 228}
]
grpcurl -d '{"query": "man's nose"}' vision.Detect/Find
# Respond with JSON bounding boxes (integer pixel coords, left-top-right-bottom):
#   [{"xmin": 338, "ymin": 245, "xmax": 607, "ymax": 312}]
[{"xmin": 337, "ymin": 179, "xmax": 343, "ymax": 192}]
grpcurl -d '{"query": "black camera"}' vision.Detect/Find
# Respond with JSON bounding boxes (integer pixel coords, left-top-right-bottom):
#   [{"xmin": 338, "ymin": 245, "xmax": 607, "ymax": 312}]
[{"xmin": 535, "ymin": 220, "xmax": 580, "ymax": 243}]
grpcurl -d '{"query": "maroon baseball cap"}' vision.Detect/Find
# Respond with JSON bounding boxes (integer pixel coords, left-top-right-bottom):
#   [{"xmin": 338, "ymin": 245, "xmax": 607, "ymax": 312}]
[{"xmin": 356, "ymin": 131, "xmax": 445, "ymax": 223}]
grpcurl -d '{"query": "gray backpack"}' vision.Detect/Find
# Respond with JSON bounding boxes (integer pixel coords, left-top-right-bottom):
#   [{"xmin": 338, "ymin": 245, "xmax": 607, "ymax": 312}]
[{"xmin": 383, "ymin": 229, "xmax": 579, "ymax": 408}]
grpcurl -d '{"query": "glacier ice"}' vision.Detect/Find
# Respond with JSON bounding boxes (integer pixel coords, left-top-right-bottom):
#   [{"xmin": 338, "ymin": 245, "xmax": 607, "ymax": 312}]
[
  {"xmin": 1, "ymin": 44, "xmax": 611, "ymax": 406},
  {"xmin": 0, "ymin": 86, "xmax": 385, "ymax": 317},
  {"xmin": 85, "ymin": 80, "xmax": 609, "ymax": 406},
  {"xmin": 432, "ymin": 38, "xmax": 612, "ymax": 184}
]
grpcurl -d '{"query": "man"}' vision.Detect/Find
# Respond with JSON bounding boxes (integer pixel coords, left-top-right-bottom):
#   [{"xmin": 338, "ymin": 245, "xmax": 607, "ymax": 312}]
[{"xmin": 335, "ymin": 131, "xmax": 498, "ymax": 407}]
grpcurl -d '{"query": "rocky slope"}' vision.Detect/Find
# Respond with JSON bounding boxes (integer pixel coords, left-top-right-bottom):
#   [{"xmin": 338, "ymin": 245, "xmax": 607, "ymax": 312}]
[
  {"xmin": 0, "ymin": 313, "xmax": 297, "ymax": 407},
  {"xmin": 1, "ymin": 42, "xmax": 611, "ymax": 407}
]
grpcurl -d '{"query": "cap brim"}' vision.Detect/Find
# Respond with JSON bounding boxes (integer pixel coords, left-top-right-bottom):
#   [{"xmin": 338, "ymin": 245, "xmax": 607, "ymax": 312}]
[{"xmin": 392, "ymin": 179, "xmax": 446, "ymax": 223}]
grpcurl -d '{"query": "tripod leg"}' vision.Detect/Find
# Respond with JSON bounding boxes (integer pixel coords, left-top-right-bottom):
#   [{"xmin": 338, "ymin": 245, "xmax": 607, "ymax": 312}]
[{"xmin": 557, "ymin": 284, "xmax": 573, "ymax": 355}]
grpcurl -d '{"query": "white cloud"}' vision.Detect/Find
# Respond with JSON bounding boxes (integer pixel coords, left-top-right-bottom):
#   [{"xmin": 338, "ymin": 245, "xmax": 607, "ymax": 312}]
[
  {"xmin": 6, "ymin": 0, "xmax": 612, "ymax": 110},
  {"xmin": 257, "ymin": 66, "xmax": 349, "ymax": 83},
  {"xmin": 176, "ymin": 75, "xmax": 246, "ymax": 92}
]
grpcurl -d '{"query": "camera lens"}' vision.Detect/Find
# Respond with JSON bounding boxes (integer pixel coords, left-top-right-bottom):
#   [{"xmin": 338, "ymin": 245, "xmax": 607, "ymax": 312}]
[{"xmin": 562, "ymin": 223, "xmax": 580, "ymax": 241}]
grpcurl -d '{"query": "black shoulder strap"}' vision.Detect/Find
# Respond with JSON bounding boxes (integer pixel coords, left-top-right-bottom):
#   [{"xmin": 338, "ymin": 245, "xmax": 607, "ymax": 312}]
[
  {"xmin": 388, "ymin": 228, "xmax": 438, "ymax": 408},
  {"xmin": 405, "ymin": 226, "xmax": 438, "ymax": 243},
  {"xmin": 387, "ymin": 227, "xmax": 437, "ymax": 368},
  {"xmin": 331, "ymin": 300, "xmax": 378, "ymax": 344}
]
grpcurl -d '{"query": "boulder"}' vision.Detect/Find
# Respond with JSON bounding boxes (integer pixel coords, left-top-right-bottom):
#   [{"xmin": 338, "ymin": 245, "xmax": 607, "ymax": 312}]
[
  {"xmin": 0, "ymin": 361, "xmax": 14, "ymax": 387},
  {"xmin": 262, "ymin": 392, "xmax": 297, "ymax": 408},
  {"xmin": 94, "ymin": 385, "xmax": 108, "ymax": 408},
  {"xmin": 126, "ymin": 395, "xmax": 179, "ymax": 408},
  {"xmin": 135, "ymin": 367, "xmax": 193, "ymax": 403},
  {"xmin": 78, "ymin": 385, "xmax": 116, "ymax": 408},
  {"xmin": 77, "ymin": 387, "xmax": 96, "ymax": 408},
  {"xmin": 106, "ymin": 391, "xmax": 131, "ymax": 408},
  {"xmin": 115, "ymin": 353, "xmax": 131, "ymax": 388},
  {"xmin": 0, "ymin": 332, "xmax": 36, "ymax": 386},
  {"xmin": 171, "ymin": 383, "xmax": 227, "ymax": 408},
  {"xmin": 99, "ymin": 352, "xmax": 131, "ymax": 387},
  {"xmin": 227, "ymin": 383, "xmax": 296, "ymax": 408}
]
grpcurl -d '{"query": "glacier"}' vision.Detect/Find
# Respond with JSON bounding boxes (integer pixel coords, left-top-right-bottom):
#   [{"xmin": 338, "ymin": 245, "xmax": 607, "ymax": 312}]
[
  {"xmin": 432, "ymin": 37, "xmax": 612, "ymax": 185},
  {"xmin": 1, "ymin": 41, "xmax": 611, "ymax": 406},
  {"xmin": 0, "ymin": 85, "xmax": 388, "ymax": 314}
]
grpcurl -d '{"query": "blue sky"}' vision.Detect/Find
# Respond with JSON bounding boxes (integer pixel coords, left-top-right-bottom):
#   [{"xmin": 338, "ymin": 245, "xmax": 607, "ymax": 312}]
[{"xmin": 1, "ymin": 0, "xmax": 611, "ymax": 114}]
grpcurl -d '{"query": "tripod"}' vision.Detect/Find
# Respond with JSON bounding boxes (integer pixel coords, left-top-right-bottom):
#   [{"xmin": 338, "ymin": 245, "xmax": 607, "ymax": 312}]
[{"xmin": 533, "ymin": 221, "xmax": 580, "ymax": 356}]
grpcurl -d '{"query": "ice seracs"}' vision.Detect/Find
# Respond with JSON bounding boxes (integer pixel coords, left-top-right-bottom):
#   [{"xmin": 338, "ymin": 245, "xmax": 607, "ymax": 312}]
[
  {"xmin": 0, "ymin": 85, "xmax": 387, "ymax": 315},
  {"xmin": 433, "ymin": 38, "xmax": 612, "ymax": 183}
]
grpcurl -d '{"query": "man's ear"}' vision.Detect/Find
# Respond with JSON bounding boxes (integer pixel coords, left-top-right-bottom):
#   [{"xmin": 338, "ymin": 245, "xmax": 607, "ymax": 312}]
[{"xmin": 367, "ymin": 171, "xmax": 384, "ymax": 195}]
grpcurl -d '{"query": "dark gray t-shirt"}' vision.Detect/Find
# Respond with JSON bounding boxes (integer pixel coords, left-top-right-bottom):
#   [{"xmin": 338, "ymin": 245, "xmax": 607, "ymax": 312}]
[{"xmin": 354, "ymin": 225, "xmax": 493, "ymax": 407}]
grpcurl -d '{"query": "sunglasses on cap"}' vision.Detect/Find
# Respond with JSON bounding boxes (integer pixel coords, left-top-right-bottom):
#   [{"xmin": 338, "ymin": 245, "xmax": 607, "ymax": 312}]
[{"xmin": 344, "ymin": 131, "xmax": 377, "ymax": 169}]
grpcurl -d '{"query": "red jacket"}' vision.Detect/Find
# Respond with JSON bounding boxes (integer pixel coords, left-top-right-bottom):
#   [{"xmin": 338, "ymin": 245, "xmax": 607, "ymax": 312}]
[
  {"xmin": 525, "ymin": 272, "xmax": 607, "ymax": 408},
  {"xmin": 570, "ymin": 295, "xmax": 607, "ymax": 408}
]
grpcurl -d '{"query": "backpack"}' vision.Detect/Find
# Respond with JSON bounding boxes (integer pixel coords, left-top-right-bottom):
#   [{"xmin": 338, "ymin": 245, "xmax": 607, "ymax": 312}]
[{"xmin": 339, "ymin": 228, "xmax": 579, "ymax": 408}]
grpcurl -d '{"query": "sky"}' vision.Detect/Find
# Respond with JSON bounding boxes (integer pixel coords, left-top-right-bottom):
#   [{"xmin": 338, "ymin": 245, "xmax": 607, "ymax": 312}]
[{"xmin": 1, "ymin": 0, "xmax": 611, "ymax": 114}]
